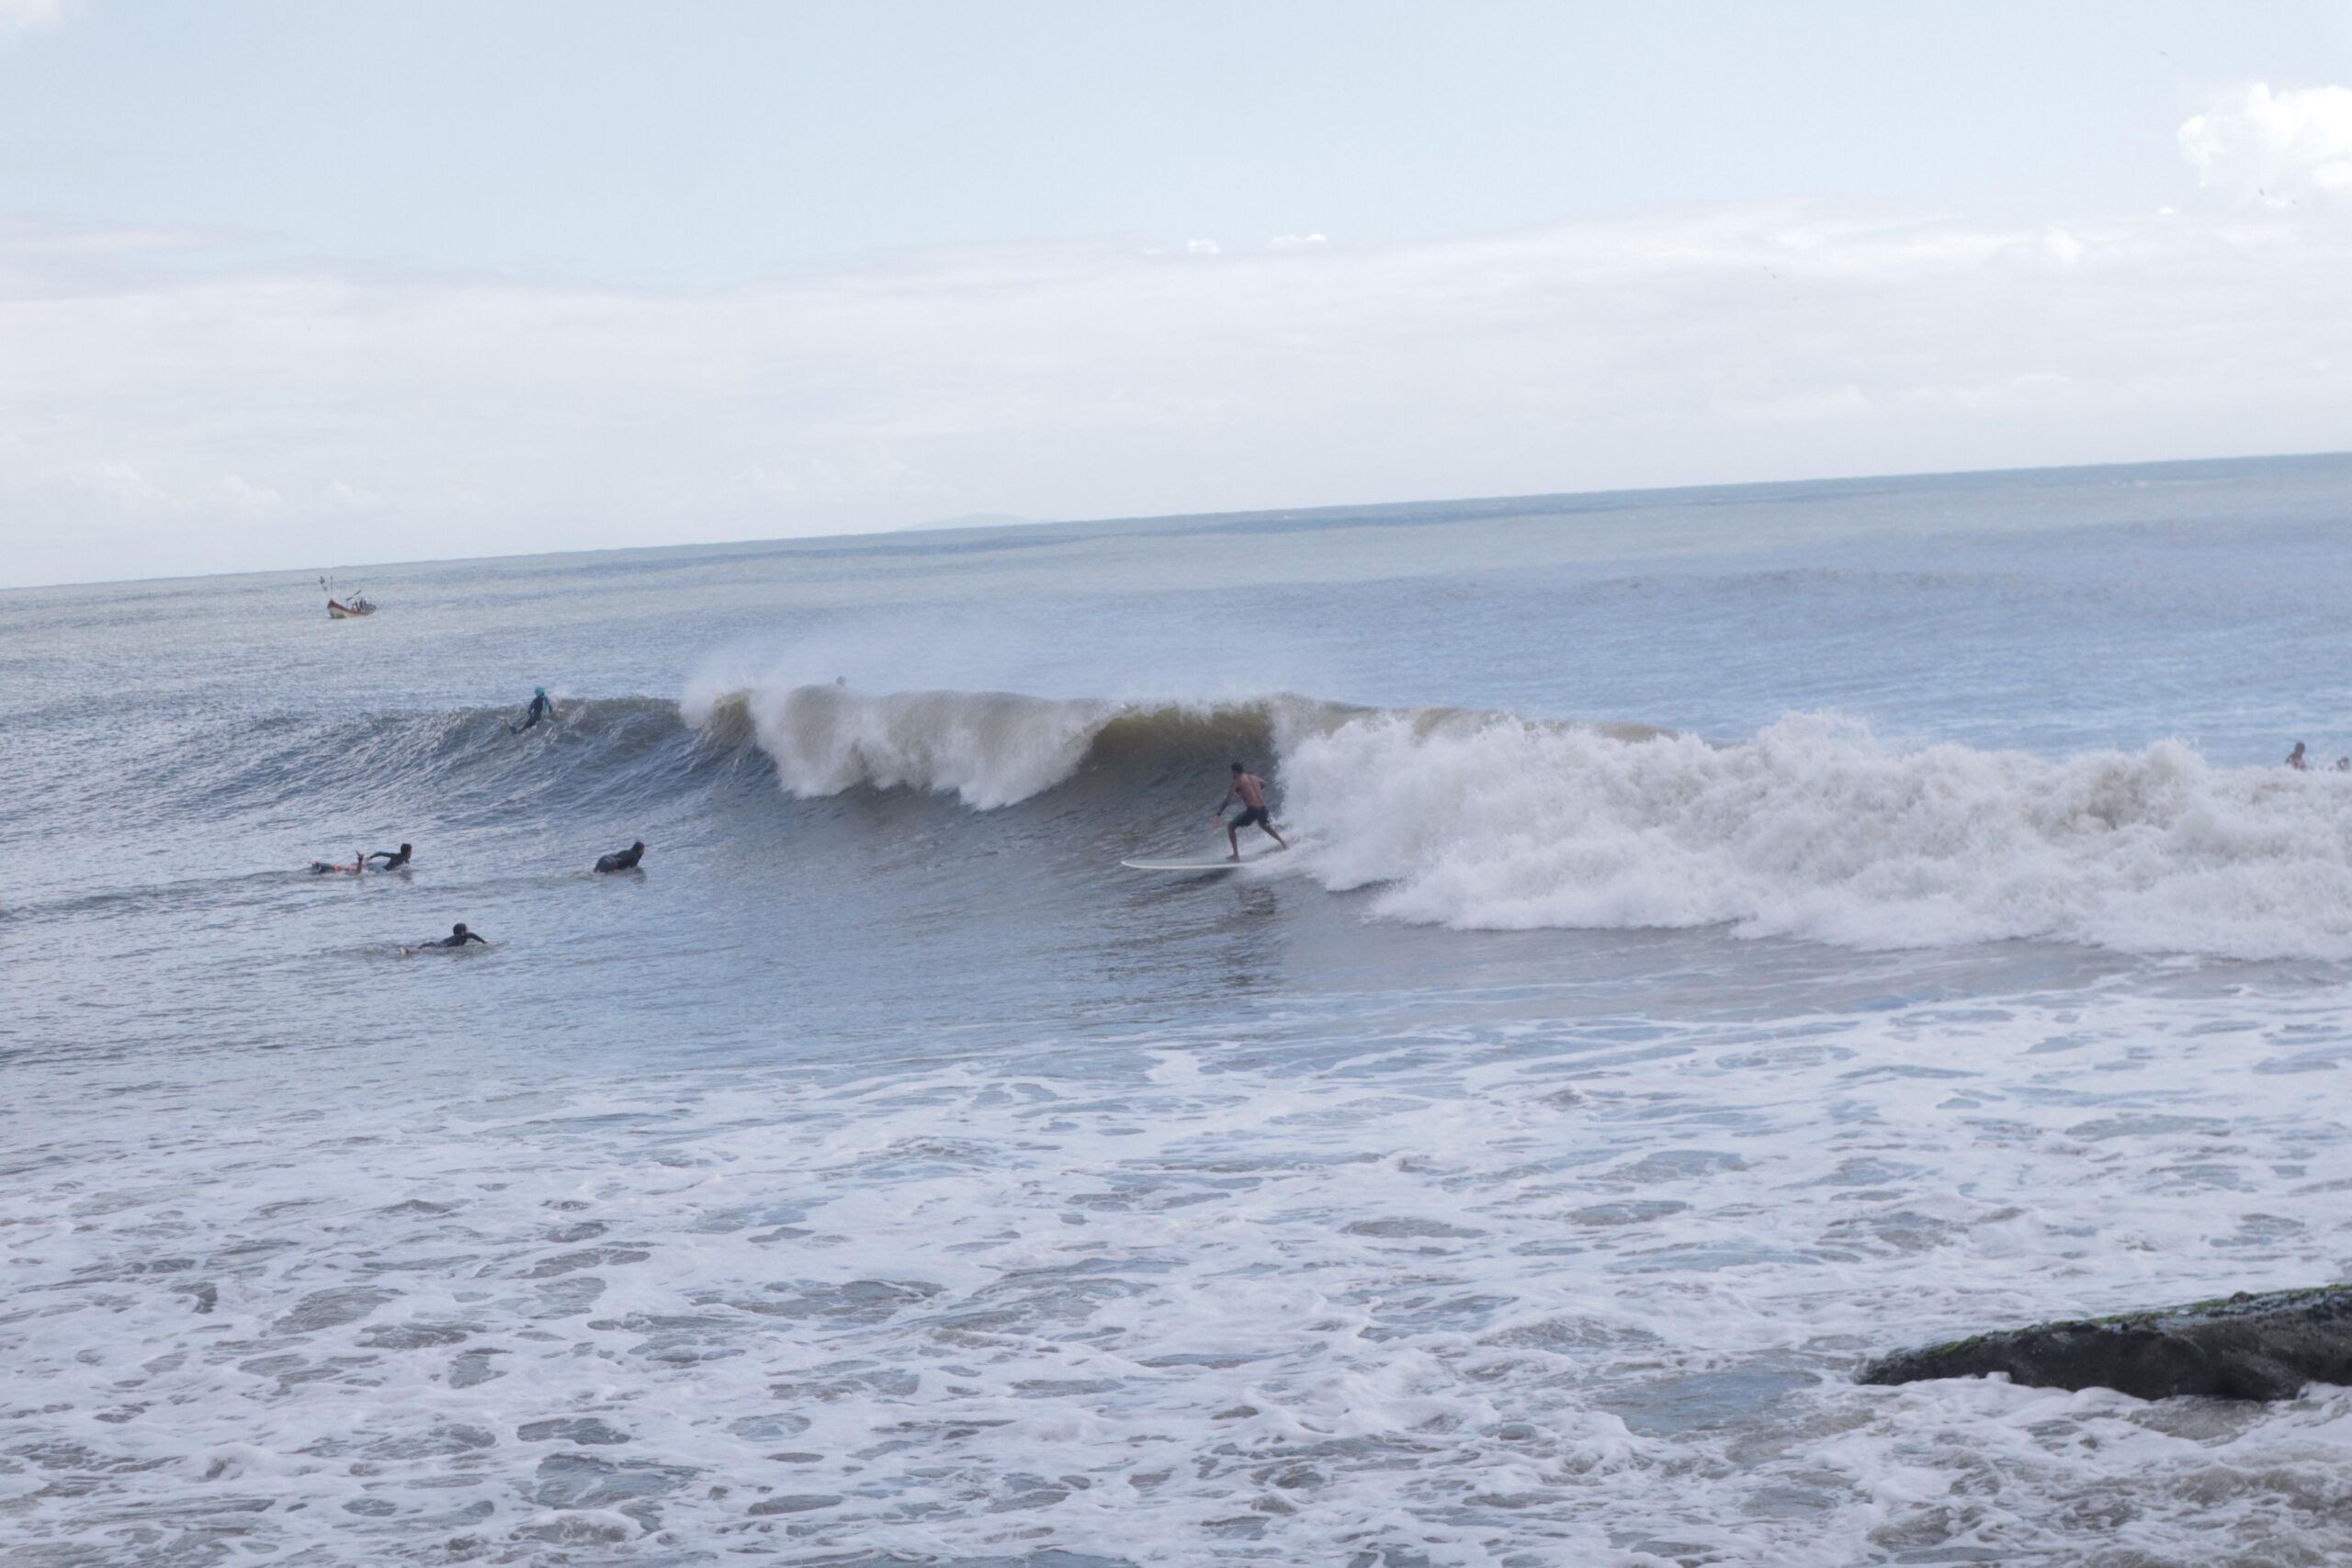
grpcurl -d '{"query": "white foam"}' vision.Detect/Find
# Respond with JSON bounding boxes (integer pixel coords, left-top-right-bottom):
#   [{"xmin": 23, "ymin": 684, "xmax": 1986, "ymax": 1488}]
[
  {"xmin": 1282, "ymin": 711, "xmax": 2352, "ymax": 961},
  {"xmin": 11, "ymin": 982, "xmax": 2352, "ymax": 1562},
  {"xmin": 733, "ymin": 683, "xmax": 1116, "ymax": 808},
  {"xmin": 685, "ymin": 681, "xmax": 1346, "ymax": 810}
]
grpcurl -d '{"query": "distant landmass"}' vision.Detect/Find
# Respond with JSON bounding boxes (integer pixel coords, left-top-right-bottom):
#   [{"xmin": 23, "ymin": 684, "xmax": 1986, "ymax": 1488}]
[{"xmin": 897, "ymin": 512, "xmax": 1040, "ymax": 533}]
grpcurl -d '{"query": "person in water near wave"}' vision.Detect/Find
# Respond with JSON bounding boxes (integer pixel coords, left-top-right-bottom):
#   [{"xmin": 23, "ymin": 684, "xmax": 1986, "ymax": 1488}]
[
  {"xmin": 402, "ymin": 922, "xmax": 486, "ymax": 953},
  {"xmin": 2288, "ymin": 741, "xmax": 2309, "ymax": 770},
  {"xmin": 594, "ymin": 840, "xmax": 646, "ymax": 874},
  {"xmin": 510, "ymin": 687, "xmax": 554, "ymax": 734},
  {"xmin": 364, "ymin": 843, "xmax": 413, "ymax": 870},
  {"xmin": 1215, "ymin": 762, "xmax": 1287, "ymax": 861}
]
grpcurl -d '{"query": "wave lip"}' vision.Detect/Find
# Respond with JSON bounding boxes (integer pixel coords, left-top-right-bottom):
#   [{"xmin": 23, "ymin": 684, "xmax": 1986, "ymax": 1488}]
[
  {"xmin": 689, "ymin": 683, "xmax": 1355, "ymax": 810},
  {"xmin": 1282, "ymin": 711, "xmax": 2352, "ymax": 961}
]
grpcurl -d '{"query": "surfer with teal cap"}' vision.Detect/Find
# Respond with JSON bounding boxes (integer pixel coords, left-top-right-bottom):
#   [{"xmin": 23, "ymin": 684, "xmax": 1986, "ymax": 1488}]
[
  {"xmin": 1215, "ymin": 762, "xmax": 1287, "ymax": 861},
  {"xmin": 510, "ymin": 688, "xmax": 555, "ymax": 734}
]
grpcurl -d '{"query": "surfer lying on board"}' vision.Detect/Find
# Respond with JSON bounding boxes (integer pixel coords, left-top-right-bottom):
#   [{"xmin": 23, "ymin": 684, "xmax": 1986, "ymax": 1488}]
[
  {"xmin": 594, "ymin": 840, "xmax": 646, "ymax": 874},
  {"xmin": 364, "ymin": 843, "xmax": 413, "ymax": 870},
  {"xmin": 1215, "ymin": 762, "xmax": 1288, "ymax": 861},
  {"xmin": 401, "ymin": 923, "xmax": 487, "ymax": 954},
  {"xmin": 509, "ymin": 688, "xmax": 554, "ymax": 734},
  {"xmin": 309, "ymin": 850, "xmax": 364, "ymax": 875}
]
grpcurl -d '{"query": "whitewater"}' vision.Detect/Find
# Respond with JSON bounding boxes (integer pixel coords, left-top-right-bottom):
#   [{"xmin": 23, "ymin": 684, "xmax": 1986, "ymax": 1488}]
[
  {"xmin": 701, "ymin": 682, "xmax": 2352, "ymax": 961},
  {"xmin": 8, "ymin": 453, "xmax": 2352, "ymax": 1566}
]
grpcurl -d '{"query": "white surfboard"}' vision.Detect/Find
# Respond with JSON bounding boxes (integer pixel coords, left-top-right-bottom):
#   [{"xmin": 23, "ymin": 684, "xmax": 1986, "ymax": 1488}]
[{"xmin": 1120, "ymin": 857, "xmax": 1245, "ymax": 873}]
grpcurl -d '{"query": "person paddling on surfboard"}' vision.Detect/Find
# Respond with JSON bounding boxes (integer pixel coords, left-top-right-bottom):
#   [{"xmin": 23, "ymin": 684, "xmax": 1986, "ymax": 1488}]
[
  {"xmin": 364, "ymin": 842, "xmax": 413, "ymax": 871},
  {"xmin": 1215, "ymin": 762, "xmax": 1287, "ymax": 861},
  {"xmin": 510, "ymin": 687, "xmax": 554, "ymax": 734},
  {"xmin": 401, "ymin": 922, "xmax": 487, "ymax": 954},
  {"xmin": 594, "ymin": 840, "xmax": 645, "ymax": 874}
]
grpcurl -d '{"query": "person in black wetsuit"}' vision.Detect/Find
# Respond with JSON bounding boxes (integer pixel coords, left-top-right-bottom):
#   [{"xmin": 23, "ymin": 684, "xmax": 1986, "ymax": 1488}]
[
  {"xmin": 510, "ymin": 688, "xmax": 554, "ymax": 733},
  {"xmin": 364, "ymin": 843, "xmax": 413, "ymax": 870},
  {"xmin": 594, "ymin": 840, "xmax": 646, "ymax": 874},
  {"xmin": 407, "ymin": 922, "xmax": 486, "ymax": 952}
]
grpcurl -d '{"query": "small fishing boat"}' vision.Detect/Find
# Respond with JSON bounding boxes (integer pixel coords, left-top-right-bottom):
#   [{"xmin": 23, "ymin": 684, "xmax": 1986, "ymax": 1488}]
[{"xmin": 322, "ymin": 577, "xmax": 376, "ymax": 618}]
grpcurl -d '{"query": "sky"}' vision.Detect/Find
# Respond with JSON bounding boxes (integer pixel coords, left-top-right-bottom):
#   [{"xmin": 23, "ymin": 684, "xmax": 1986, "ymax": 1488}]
[{"xmin": 1, "ymin": 1, "xmax": 2349, "ymax": 587}]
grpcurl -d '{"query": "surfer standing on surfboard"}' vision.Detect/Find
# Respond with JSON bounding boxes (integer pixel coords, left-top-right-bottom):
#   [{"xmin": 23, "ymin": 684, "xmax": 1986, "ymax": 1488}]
[
  {"xmin": 510, "ymin": 688, "xmax": 554, "ymax": 734},
  {"xmin": 1215, "ymin": 762, "xmax": 1288, "ymax": 861}
]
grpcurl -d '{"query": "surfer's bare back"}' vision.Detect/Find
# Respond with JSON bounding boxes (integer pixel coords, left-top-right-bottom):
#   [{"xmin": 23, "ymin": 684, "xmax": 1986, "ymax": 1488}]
[{"xmin": 1215, "ymin": 762, "xmax": 1288, "ymax": 861}]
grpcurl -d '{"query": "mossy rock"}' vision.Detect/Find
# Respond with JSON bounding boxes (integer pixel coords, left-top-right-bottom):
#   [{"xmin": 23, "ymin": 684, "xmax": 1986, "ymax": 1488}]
[{"xmin": 1860, "ymin": 1285, "xmax": 2352, "ymax": 1401}]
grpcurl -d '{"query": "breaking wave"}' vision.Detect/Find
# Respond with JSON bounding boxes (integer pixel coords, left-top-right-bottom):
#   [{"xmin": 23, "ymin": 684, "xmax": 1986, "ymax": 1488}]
[
  {"xmin": 1281, "ymin": 710, "xmax": 2352, "ymax": 961},
  {"xmin": 687, "ymin": 682, "xmax": 2352, "ymax": 961},
  {"xmin": 685, "ymin": 683, "xmax": 1365, "ymax": 809},
  {"xmin": 130, "ymin": 678, "xmax": 2352, "ymax": 964}
]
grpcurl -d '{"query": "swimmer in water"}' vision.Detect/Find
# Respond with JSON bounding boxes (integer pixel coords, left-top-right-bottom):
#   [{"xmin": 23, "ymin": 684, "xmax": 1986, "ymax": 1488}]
[
  {"xmin": 509, "ymin": 688, "xmax": 554, "ymax": 734},
  {"xmin": 2288, "ymin": 741, "xmax": 2309, "ymax": 770},
  {"xmin": 364, "ymin": 843, "xmax": 413, "ymax": 871},
  {"xmin": 594, "ymin": 840, "xmax": 646, "ymax": 874},
  {"xmin": 401, "ymin": 922, "xmax": 486, "ymax": 953}
]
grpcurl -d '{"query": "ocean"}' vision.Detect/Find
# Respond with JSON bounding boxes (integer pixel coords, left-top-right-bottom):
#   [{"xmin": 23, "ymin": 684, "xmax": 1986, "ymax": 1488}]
[{"xmin": 7, "ymin": 452, "xmax": 2352, "ymax": 1565}]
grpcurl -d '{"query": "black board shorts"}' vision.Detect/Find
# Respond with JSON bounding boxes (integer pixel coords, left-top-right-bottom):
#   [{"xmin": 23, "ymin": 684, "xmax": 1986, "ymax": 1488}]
[{"xmin": 1230, "ymin": 806, "xmax": 1271, "ymax": 830}]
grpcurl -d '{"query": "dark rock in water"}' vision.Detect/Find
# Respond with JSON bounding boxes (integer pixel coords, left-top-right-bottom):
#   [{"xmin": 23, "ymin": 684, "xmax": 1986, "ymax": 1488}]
[{"xmin": 1860, "ymin": 1285, "xmax": 2352, "ymax": 1401}]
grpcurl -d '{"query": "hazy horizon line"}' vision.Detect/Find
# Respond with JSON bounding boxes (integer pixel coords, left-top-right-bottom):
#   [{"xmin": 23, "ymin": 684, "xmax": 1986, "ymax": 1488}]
[{"xmin": 8, "ymin": 444, "xmax": 2345, "ymax": 595}]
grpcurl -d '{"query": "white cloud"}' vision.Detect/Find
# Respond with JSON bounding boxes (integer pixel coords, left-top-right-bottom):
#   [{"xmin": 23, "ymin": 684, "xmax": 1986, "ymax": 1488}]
[
  {"xmin": 2, "ymin": 201, "xmax": 2348, "ymax": 586},
  {"xmin": 1271, "ymin": 233, "xmax": 1329, "ymax": 250},
  {"xmin": 2179, "ymin": 83, "xmax": 2352, "ymax": 206},
  {"xmin": 219, "ymin": 473, "xmax": 283, "ymax": 513},
  {"xmin": 1184, "ymin": 238, "xmax": 1222, "ymax": 256},
  {"xmin": 78, "ymin": 459, "xmax": 164, "ymax": 512},
  {"xmin": 1903, "ymin": 371, "xmax": 2076, "ymax": 413},
  {"xmin": 1733, "ymin": 383, "xmax": 1869, "ymax": 425},
  {"xmin": 0, "ymin": 0, "xmax": 67, "ymax": 38}
]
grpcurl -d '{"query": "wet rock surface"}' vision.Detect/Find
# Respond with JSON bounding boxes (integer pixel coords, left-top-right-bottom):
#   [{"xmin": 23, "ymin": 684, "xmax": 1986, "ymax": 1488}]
[{"xmin": 1860, "ymin": 1285, "xmax": 2352, "ymax": 1401}]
